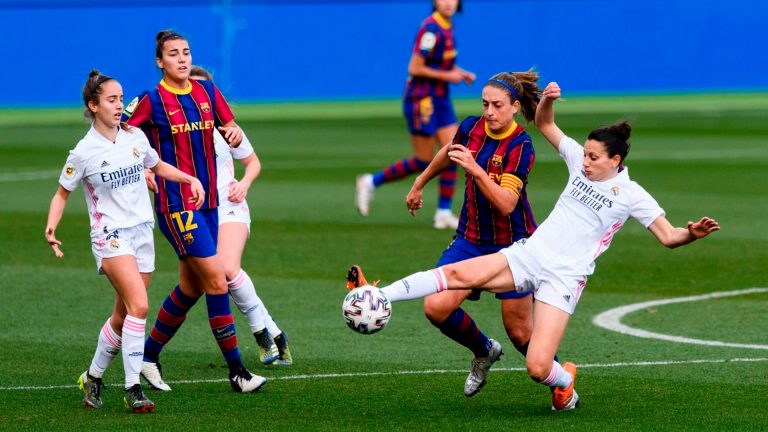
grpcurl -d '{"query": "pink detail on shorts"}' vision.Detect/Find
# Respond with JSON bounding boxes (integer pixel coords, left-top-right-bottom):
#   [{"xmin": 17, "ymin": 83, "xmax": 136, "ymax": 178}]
[
  {"xmin": 593, "ymin": 220, "xmax": 623, "ymax": 259},
  {"xmin": 576, "ymin": 278, "xmax": 587, "ymax": 302},
  {"xmin": 431, "ymin": 268, "xmax": 447, "ymax": 292},
  {"xmin": 227, "ymin": 270, "xmax": 246, "ymax": 289},
  {"xmin": 101, "ymin": 321, "xmax": 122, "ymax": 348}
]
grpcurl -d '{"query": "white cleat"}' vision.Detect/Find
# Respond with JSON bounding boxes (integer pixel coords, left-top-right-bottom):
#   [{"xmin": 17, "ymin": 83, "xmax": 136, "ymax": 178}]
[
  {"xmin": 464, "ymin": 339, "xmax": 503, "ymax": 397},
  {"xmin": 141, "ymin": 361, "xmax": 172, "ymax": 391},
  {"xmin": 355, "ymin": 174, "xmax": 375, "ymax": 216},
  {"xmin": 229, "ymin": 368, "xmax": 267, "ymax": 393},
  {"xmin": 433, "ymin": 209, "xmax": 460, "ymax": 230}
]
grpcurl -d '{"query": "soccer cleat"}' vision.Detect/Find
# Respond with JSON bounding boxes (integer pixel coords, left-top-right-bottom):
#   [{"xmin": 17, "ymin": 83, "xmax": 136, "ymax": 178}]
[
  {"xmin": 552, "ymin": 362, "xmax": 579, "ymax": 411},
  {"xmin": 124, "ymin": 384, "xmax": 155, "ymax": 414},
  {"xmin": 77, "ymin": 371, "xmax": 104, "ymax": 409},
  {"xmin": 254, "ymin": 329, "xmax": 279, "ymax": 365},
  {"xmin": 464, "ymin": 339, "xmax": 503, "ymax": 397},
  {"xmin": 346, "ymin": 264, "xmax": 380, "ymax": 290},
  {"xmin": 433, "ymin": 210, "xmax": 460, "ymax": 230},
  {"xmin": 141, "ymin": 361, "xmax": 171, "ymax": 391},
  {"xmin": 229, "ymin": 367, "xmax": 267, "ymax": 393},
  {"xmin": 355, "ymin": 174, "xmax": 375, "ymax": 216},
  {"xmin": 273, "ymin": 332, "xmax": 293, "ymax": 366}
]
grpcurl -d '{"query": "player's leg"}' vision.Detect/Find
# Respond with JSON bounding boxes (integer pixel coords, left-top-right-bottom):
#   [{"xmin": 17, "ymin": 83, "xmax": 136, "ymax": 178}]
[
  {"xmin": 499, "ymin": 294, "xmax": 534, "ymax": 356},
  {"xmin": 432, "ymin": 121, "xmax": 459, "ymax": 229},
  {"xmin": 219, "ymin": 221, "xmax": 278, "ymax": 365},
  {"xmin": 379, "ymin": 252, "xmax": 515, "ymax": 302},
  {"xmin": 101, "ymin": 255, "xmax": 154, "ymax": 413},
  {"xmin": 79, "ymin": 296, "xmax": 122, "ymax": 409},
  {"xmin": 526, "ymin": 299, "xmax": 578, "ymax": 411}
]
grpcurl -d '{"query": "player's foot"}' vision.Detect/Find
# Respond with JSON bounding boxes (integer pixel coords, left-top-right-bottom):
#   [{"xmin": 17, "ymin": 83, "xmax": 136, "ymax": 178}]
[
  {"xmin": 141, "ymin": 361, "xmax": 171, "ymax": 391},
  {"xmin": 273, "ymin": 332, "xmax": 293, "ymax": 366},
  {"xmin": 124, "ymin": 384, "xmax": 155, "ymax": 414},
  {"xmin": 229, "ymin": 367, "xmax": 267, "ymax": 393},
  {"xmin": 254, "ymin": 329, "xmax": 279, "ymax": 365},
  {"xmin": 355, "ymin": 174, "xmax": 375, "ymax": 216},
  {"xmin": 464, "ymin": 339, "xmax": 503, "ymax": 397},
  {"xmin": 77, "ymin": 371, "xmax": 104, "ymax": 409},
  {"xmin": 346, "ymin": 264, "xmax": 380, "ymax": 290},
  {"xmin": 433, "ymin": 209, "xmax": 460, "ymax": 230},
  {"xmin": 552, "ymin": 362, "xmax": 579, "ymax": 411}
]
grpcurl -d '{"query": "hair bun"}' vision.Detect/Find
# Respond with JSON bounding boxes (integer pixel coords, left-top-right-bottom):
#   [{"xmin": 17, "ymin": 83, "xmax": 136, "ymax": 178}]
[
  {"xmin": 156, "ymin": 29, "xmax": 174, "ymax": 42},
  {"xmin": 612, "ymin": 121, "xmax": 632, "ymax": 140},
  {"xmin": 88, "ymin": 69, "xmax": 101, "ymax": 79}
]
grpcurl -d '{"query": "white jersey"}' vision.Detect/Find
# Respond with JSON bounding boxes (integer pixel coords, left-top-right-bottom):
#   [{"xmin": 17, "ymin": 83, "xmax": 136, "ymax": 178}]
[
  {"xmin": 524, "ymin": 135, "xmax": 664, "ymax": 276},
  {"xmin": 59, "ymin": 125, "xmax": 160, "ymax": 238},
  {"xmin": 214, "ymin": 129, "xmax": 254, "ymax": 205}
]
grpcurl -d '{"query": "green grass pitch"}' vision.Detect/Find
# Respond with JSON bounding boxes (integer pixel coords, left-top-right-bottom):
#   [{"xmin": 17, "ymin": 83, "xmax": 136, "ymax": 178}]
[{"xmin": 0, "ymin": 93, "xmax": 766, "ymax": 431}]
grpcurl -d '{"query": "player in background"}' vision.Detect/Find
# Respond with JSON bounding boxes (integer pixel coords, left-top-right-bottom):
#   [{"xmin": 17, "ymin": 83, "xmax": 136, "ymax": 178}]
[
  {"xmin": 350, "ymin": 81, "xmax": 720, "ymax": 411},
  {"xmin": 188, "ymin": 65, "xmax": 292, "ymax": 366},
  {"xmin": 45, "ymin": 70, "xmax": 205, "ymax": 412},
  {"xmin": 351, "ymin": 71, "xmax": 542, "ymax": 397},
  {"xmin": 355, "ymin": 0, "xmax": 475, "ymax": 229},
  {"xmin": 123, "ymin": 30, "xmax": 265, "ymax": 393}
]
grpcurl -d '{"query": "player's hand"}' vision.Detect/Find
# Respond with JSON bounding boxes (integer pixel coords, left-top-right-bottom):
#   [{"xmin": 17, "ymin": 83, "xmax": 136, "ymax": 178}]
[
  {"xmin": 227, "ymin": 180, "xmax": 248, "ymax": 203},
  {"xmin": 188, "ymin": 179, "xmax": 206, "ymax": 210},
  {"xmin": 461, "ymin": 70, "xmax": 476, "ymax": 85},
  {"xmin": 542, "ymin": 82, "xmax": 561, "ymax": 101},
  {"xmin": 144, "ymin": 168, "xmax": 158, "ymax": 193},
  {"xmin": 45, "ymin": 226, "xmax": 64, "ymax": 258},
  {"xmin": 406, "ymin": 186, "xmax": 424, "ymax": 216},
  {"xmin": 448, "ymin": 144, "xmax": 481, "ymax": 176},
  {"xmin": 445, "ymin": 69, "xmax": 464, "ymax": 84},
  {"xmin": 218, "ymin": 126, "xmax": 243, "ymax": 148},
  {"xmin": 687, "ymin": 217, "xmax": 720, "ymax": 239}
]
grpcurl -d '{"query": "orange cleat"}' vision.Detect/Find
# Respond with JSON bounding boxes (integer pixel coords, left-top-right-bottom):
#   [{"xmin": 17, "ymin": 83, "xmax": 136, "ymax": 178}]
[
  {"xmin": 346, "ymin": 265, "xmax": 379, "ymax": 290},
  {"xmin": 552, "ymin": 362, "xmax": 579, "ymax": 411}
]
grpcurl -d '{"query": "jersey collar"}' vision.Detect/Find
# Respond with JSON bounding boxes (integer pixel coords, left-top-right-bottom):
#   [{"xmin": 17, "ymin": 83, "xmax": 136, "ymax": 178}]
[
  {"xmin": 432, "ymin": 12, "xmax": 452, "ymax": 30},
  {"xmin": 160, "ymin": 79, "xmax": 193, "ymax": 95},
  {"xmin": 485, "ymin": 120, "xmax": 518, "ymax": 140}
]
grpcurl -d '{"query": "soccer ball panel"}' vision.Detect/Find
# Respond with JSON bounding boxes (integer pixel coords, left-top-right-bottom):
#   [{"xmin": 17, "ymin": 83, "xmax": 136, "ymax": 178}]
[{"xmin": 342, "ymin": 286, "xmax": 392, "ymax": 334}]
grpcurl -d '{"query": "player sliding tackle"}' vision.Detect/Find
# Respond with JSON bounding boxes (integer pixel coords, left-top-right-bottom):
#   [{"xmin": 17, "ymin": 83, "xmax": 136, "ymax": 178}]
[{"xmin": 348, "ymin": 81, "xmax": 720, "ymax": 411}]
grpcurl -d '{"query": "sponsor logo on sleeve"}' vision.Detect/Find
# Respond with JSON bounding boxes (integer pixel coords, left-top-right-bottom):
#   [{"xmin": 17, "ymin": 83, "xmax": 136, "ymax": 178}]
[
  {"xmin": 125, "ymin": 97, "xmax": 139, "ymax": 115},
  {"xmin": 419, "ymin": 32, "xmax": 437, "ymax": 51},
  {"xmin": 64, "ymin": 163, "xmax": 76, "ymax": 178}
]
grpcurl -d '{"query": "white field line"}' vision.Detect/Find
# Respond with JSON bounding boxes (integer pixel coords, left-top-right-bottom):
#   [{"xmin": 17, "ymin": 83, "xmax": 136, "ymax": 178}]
[
  {"xmin": 593, "ymin": 288, "xmax": 768, "ymax": 349},
  {"xmin": 1, "ymin": 357, "xmax": 766, "ymax": 391}
]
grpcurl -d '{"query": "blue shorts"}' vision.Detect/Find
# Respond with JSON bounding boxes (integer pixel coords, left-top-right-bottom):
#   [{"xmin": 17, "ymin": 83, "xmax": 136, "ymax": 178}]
[
  {"xmin": 437, "ymin": 237, "xmax": 532, "ymax": 300},
  {"xmin": 157, "ymin": 209, "xmax": 218, "ymax": 258},
  {"xmin": 403, "ymin": 94, "xmax": 457, "ymax": 136}
]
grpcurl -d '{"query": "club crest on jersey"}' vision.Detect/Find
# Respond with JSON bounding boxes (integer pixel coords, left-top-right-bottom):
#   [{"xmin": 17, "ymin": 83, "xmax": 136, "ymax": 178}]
[
  {"xmin": 132, "ymin": 147, "xmax": 140, "ymax": 159},
  {"xmin": 611, "ymin": 186, "xmax": 620, "ymax": 196},
  {"xmin": 64, "ymin": 163, "xmax": 76, "ymax": 178},
  {"xmin": 125, "ymin": 97, "xmax": 138, "ymax": 115},
  {"xmin": 109, "ymin": 238, "xmax": 120, "ymax": 250},
  {"xmin": 199, "ymin": 102, "xmax": 211, "ymax": 113},
  {"xmin": 491, "ymin": 154, "xmax": 503, "ymax": 167},
  {"xmin": 183, "ymin": 233, "xmax": 195, "ymax": 245}
]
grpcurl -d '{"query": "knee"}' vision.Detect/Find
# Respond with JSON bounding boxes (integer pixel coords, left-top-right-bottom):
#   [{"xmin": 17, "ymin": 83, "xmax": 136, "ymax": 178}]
[
  {"xmin": 503, "ymin": 320, "xmax": 532, "ymax": 351},
  {"xmin": 223, "ymin": 265, "xmax": 241, "ymax": 283},
  {"xmin": 526, "ymin": 357, "xmax": 552, "ymax": 383},
  {"xmin": 423, "ymin": 296, "xmax": 454, "ymax": 324},
  {"xmin": 125, "ymin": 301, "xmax": 149, "ymax": 320}
]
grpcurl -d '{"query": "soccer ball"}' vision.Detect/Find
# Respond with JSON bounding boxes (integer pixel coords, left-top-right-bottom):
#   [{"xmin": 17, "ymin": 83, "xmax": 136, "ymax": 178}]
[{"xmin": 342, "ymin": 286, "xmax": 392, "ymax": 334}]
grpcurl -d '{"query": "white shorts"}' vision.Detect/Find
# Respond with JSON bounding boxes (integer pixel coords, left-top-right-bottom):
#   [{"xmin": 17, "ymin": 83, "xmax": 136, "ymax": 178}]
[
  {"xmin": 499, "ymin": 242, "xmax": 587, "ymax": 315},
  {"xmin": 91, "ymin": 222, "xmax": 155, "ymax": 274},
  {"xmin": 218, "ymin": 199, "xmax": 251, "ymax": 229}
]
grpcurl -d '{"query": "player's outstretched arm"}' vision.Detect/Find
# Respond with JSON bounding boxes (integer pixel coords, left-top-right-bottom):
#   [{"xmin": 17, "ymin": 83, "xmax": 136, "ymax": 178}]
[
  {"xmin": 535, "ymin": 82, "xmax": 566, "ymax": 152},
  {"xmin": 406, "ymin": 143, "xmax": 453, "ymax": 216},
  {"xmin": 648, "ymin": 215, "xmax": 720, "ymax": 249},
  {"xmin": 45, "ymin": 185, "xmax": 71, "ymax": 258}
]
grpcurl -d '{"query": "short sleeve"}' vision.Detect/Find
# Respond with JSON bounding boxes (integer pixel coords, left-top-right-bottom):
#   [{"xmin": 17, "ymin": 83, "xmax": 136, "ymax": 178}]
[
  {"xmin": 558, "ymin": 135, "xmax": 584, "ymax": 172},
  {"xmin": 629, "ymin": 183, "xmax": 665, "ymax": 228},
  {"xmin": 212, "ymin": 84, "xmax": 235, "ymax": 127},
  {"xmin": 230, "ymin": 132, "xmax": 254, "ymax": 160},
  {"xmin": 58, "ymin": 151, "xmax": 84, "ymax": 192},
  {"xmin": 504, "ymin": 137, "xmax": 534, "ymax": 179},
  {"xmin": 414, "ymin": 23, "xmax": 442, "ymax": 58},
  {"xmin": 122, "ymin": 92, "xmax": 152, "ymax": 127}
]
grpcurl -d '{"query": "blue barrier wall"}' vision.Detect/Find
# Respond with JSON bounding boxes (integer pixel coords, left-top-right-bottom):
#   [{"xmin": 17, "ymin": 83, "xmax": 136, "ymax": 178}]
[{"xmin": 0, "ymin": 0, "xmax": 764, "ymax": 106}]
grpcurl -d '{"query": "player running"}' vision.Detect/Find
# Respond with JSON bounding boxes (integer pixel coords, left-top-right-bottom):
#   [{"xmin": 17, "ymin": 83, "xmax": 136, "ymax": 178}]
[
  {"xmin": 355, "ymin": 0, "xmax": 475, "ymax": 229},
  {"xmin": 349, "ymin": 81, "xmax": 720, "ymax": 411},
  {"xmin": 45, "ymin": 70, "xmax": 204, "ymax": 412}
]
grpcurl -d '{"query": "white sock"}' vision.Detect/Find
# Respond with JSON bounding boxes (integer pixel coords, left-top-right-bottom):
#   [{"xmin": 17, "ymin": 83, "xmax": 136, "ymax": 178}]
[
  {"xmin": 88, "ymin": 319, "xmax": 121, "ymax": 378},
  {"xmin": 540, "ymin": 361, "xmax": 573, "ymax": 388},
  {"xmin": 122, "ymin": 315, "xmax": 146, "ymax": 388},
  {"xmin": 380, "ymin": 268, "xmax": 447, "ymax": 302},
  {"xmin": 264, "ymin": 314, "xmax": 282, "ymax": 338},
  {"xmin": 228, "ymin": 269, "xmax": 268, "ymax": 333}
]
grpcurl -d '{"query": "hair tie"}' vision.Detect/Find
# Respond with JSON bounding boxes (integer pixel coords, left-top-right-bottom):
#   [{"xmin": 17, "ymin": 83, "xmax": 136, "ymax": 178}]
[{"xmin": 487, "ymin": 78, "xmax": 519, "ymax": 101}]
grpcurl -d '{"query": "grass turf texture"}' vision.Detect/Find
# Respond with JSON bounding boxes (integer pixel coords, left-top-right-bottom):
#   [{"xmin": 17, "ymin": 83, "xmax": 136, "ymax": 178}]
[{"xmin": 0, "ymin": 94, "xmax": 766, "ymax": 431}]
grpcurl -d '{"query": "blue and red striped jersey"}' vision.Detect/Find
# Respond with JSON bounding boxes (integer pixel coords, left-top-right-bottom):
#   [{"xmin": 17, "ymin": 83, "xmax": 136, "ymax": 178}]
[
  {"xmin": 455, "ymin": 116, "xmax": 538, "ymax": 246},
  {"xmin": 123, "ymin": 79, "xmax": 234, "ymax": 213},
  {"xmin": 404, "ymin": 12, "xmax": 457, "ymax": 100}
]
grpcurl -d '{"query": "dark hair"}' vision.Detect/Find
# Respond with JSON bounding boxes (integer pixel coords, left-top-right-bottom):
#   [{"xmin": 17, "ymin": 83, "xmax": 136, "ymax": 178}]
[
  {"xmin": 432, "ymin": 0, "xmax": 462, "ymax": 13},
  {"xmin": 587, "ymin": 121, "xmax": 632, "ymax": 163},
  {"xmin": 155, "ymin": 29, "xmax": 186, "ymax": 59},
  {"xmin": 82, "ymin": 69, "xmax": 114, "ymax": 120},
  {"xmin": 189, "ymin": 65, "xmax": 213, "ymax": 81},
  {"xmin": 484, "ymin": 70, "xmax": 542, "ymax": 122}
]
